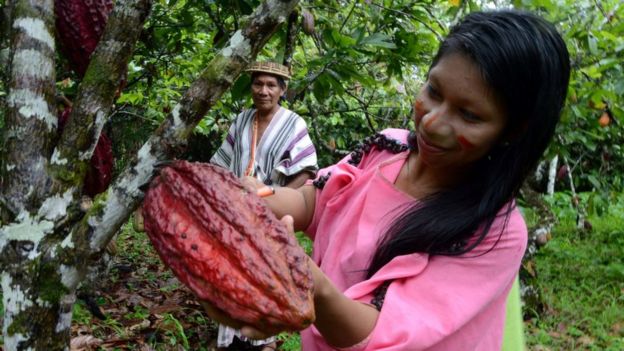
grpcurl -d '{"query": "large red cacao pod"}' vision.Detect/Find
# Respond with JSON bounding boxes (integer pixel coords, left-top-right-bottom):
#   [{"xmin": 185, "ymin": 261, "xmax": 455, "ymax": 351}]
[
  {"xmin": 55, "ymin": 0, "xmax": 114, "ymax": 77},
  {"xmin": 142, "ymin": 161, "xmax": 315, "ymax": 331}
]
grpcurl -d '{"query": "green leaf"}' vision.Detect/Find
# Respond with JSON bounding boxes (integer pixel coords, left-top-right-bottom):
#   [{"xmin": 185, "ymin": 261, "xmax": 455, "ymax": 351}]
[
  {"xmin": 587, "ymin": 174, "xmax": 602, "ymax": 190},
  {"xmin": 605, "ymin": 263, "xmax": 624, "ymax": 280},
  {"xmin": 326, "ymin": 28, "xmax": 357, "ymax": 48},
  {"xmin": 117, "ymin": 92, "xmax": 144, "ymax": 104},
  {"xmin": 359, "ymin": 33, "xmax": 397, "ymax": 49},
  {"xmin": 312, "ymin": 74, "xmax": 332, "ymax": 102},
  {"xmin": 230, "ymin": 75, "xmax": 251, "ymax": 101},
  {"xmin": 588, "ymin": 34, "xmax": 598, "ymax": 55},
  {"xmin": 326, "ymin": 69, "xmax": 346, "ymax": 94},
  {"xmin": 332, "ymin": 64, "xmax": 376, "ymax": 87}
]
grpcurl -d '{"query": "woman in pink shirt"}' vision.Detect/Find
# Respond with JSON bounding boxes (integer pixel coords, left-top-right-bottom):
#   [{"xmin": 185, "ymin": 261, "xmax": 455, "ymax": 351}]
[{"xmin": 206, "ymin": 10, "xmax": 570, "ymax": 350}]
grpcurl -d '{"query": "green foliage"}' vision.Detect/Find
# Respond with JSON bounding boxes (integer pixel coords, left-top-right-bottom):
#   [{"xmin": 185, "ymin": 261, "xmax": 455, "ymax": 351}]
[
  {"xmin": 277, "ymin": 331, "xmax": 302, "ymax": 351},
  {"xmin": 516, "ymin": 0, "xmax": 624, "ymax": 193},
  {"xmin": 160, "ymin": 313, "xmax": 191, "ymax": 350},
  {"xmin": 296, "ymin": 231, "xmax": 313, "ymax": 255},
  {"xmin": 287, "ymin": 0, "xmax": 444, "ymax": 166},
  {"xmin": 525, "ymin": 193, "xmax": 624, "ymax": 350}
]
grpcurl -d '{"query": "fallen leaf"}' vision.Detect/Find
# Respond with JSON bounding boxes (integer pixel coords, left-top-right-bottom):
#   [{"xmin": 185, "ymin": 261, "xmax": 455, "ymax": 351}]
[
  {"xmin": 577, "ymin": 335, "xmax": 594, "ymax": 346},
  {"xmin": 150, "ymin": 303, "xmax": 180, "ymax": 315},
  {"xmin": 70, "ymin": 335, "xmax": 102, "ymax": 351},
  {"xmin": 548, "ymin": 331, "xmax": 561, "ymax": 338},
  {"xmin": 129, "ymin": 319, "xmax": 151, "ymax": 332},
  {"xmin": 153, "ymin": 318, "xmax": 180, "ymax": 333},
  {"xmin": 611, "ymin": 322, "xmax": 622, "ymax": 335}
]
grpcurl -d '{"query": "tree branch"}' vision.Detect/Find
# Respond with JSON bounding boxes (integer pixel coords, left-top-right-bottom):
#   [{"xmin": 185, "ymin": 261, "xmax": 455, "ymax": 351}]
[
  {"xmin": 339, "ymin": 2, "xmax": 356, "ymax": 34},
  {"xmin": 369, "ymin": 1, "xmax": 444, "ymax": 42},
  {"xmin": 344, "ymin": 88, "xmax": 377, "ymax": 133},
  {"xmin": 283, "ymin": 9, "xmax": 299, "ymax": 69}
]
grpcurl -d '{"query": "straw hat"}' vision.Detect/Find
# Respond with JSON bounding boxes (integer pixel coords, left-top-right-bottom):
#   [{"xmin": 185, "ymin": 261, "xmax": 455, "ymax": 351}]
[{"xmin": 246, "ymin": 61, "xmax": 291, "ymax": 80}]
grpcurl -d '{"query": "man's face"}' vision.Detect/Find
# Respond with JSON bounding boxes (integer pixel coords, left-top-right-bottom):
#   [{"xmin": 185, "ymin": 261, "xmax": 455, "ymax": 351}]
[{"xmin": 251, "ymin": 74, "xmax": 285, "ymax": 113}]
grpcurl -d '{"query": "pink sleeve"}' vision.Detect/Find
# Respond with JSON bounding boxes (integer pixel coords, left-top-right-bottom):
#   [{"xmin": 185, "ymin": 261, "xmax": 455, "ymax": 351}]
[
  {"xmin": 342, "ymin": 209, "xmax": 528, "ymax": 350},
  {"xmin": 305, "ymin": 162, "xmax": 359, "ymax": 241},
  {"xmin": 305, "ymin": 129, "xmax": 411, "ymax": 240}
]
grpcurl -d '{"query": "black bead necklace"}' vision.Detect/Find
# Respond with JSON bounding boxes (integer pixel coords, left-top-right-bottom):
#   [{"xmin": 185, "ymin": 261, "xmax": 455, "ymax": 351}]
[{"xmin": 313, "ymin": 133, "xmax": 411, "ymax": 189}]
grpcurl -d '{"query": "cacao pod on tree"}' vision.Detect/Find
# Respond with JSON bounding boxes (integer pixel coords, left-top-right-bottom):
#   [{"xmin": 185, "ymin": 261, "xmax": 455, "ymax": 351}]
[
  {"xmin": 301, "ymin": 9, "xmax": 316, "ymax": 35},
  {"xmin": 556, "ymin": 164, "xmax": 569, "ymax": 182},
  {"xmin": 57, "ymin": 106, "xmax": 114, "ymax": 197},
  {"xmin": 83, "ymin": 131, "xmax": 113, "ymax": 197},
  {"xmin": 142, "ymin": 161, "xmax": 315, "ymax": 331},
  {"xmin": 598, "ymin": 111, "xmax": 610, "ymax": 127},
  {"xmin": 55, "ymin": 0, "xmax": 118, "ymax": 197},
  {"xmin": 55, "ymin": 0, "xmax": 115, "ymax": 77}
]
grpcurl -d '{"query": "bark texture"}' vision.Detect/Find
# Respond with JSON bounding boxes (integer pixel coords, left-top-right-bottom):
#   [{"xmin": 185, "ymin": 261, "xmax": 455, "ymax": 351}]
[
  {"xmin": 1, "ymin": 0, "xmax": 56, "ymax": 219},
  {"xmin": 0, "ymin": 0, "xmax": 300, "ymax": 349}
]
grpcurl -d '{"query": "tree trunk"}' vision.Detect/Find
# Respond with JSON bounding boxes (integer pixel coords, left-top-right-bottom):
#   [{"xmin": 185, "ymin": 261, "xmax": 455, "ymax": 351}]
[
  {"xmin": 0, "ymin": 0, "xmax": 299, "ymax": 349},
  {"xmin": 1, "ymin": 0, "xmax": 57, "ymax": 218}
]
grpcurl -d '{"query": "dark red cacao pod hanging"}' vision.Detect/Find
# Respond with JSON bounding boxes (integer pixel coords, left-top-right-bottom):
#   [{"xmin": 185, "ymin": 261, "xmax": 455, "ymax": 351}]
[
  {"xmin": 83, "ymin": 131, "xmax": 113, "ymax": 197},
  {"xmin": 55, "ymin": 0, "xmax": 114, "ymax": 77},
  {"xmin": 142, "ymin": 161, "xmax": 315, "ymax": 331},
  {"xmin": 57, "ymin": 106, "xmax": 114, "ymax": 197},
  {"xmin": 55, "ymin": 0, "xmax": 116, "ymax": 196}
]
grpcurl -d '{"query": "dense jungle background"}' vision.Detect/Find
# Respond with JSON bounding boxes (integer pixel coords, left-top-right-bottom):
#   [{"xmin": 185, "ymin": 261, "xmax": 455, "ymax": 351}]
[{"xmin": 0, "ymin": 0, "xmax": 622, "ymax": 350}]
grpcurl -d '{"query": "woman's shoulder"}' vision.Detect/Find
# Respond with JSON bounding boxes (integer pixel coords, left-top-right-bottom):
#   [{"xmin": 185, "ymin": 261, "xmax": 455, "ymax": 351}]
[
  {"xmin": 475, "ymin": 202, "xmax": 528, "ymax": 256},
  {"xmin": 379, "ymin": 128, "xmax": 411, "ymax": 144},
  {"xmin": 499, "ymin": 202, "xmax": 528, "ymax": 235}
]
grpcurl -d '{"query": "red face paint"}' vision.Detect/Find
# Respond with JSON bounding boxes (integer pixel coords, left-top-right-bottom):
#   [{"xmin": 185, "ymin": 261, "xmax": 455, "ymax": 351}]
[
  {"xmin": 414, "ymin": 99, "xmax": 425, "ymax": 114},
  {"xmin": 413, "ymin": 100, "xmax": 425, "ymax": 126},
  {"xmin": 457, "ymin": 135, "xmax": 474, "ymax": 149}
]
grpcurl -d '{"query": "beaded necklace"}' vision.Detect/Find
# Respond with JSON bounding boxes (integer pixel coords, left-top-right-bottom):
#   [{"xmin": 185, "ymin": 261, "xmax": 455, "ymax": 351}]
[{"xmin": 313, "ymin": 133, "xmax": 411, "ymax": 189}]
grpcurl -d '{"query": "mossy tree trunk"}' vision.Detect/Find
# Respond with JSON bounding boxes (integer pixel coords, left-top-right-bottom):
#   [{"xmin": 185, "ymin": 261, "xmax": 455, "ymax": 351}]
[{"xmin": 0, "ymin": 0, "xmax": 300, "ymax": 349}]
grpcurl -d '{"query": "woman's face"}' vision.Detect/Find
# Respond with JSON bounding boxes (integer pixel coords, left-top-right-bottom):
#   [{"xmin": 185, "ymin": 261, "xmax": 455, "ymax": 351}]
[
  {"xmin": 251, "ymin": 74, "xmax": 285, "ymax": 113},
  {"xmin": 413, "ymin": 53, "xmax": 507, "ymax": 171}
]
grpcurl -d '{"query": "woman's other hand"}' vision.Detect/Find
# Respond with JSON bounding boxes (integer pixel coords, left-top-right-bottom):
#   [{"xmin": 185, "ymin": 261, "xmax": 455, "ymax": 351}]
[
  {"xmin": 198, "ymin": 300, "xmax": 243, "ymax": 330},
  {"xmin": 241, "ymin": 175, "xmax": 264, "ymax": 192}
]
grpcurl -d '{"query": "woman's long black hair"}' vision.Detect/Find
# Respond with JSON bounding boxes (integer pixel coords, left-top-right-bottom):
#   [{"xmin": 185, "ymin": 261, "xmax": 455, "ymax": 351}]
[{"xmin": 366, "ymin": 10, "xmax": 570, "ymax": 278}]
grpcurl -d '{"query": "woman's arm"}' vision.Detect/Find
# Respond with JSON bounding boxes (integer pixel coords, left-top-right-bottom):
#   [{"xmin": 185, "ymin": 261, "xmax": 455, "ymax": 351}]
[
  {"xmin": 308, "ymin": 259, "xmax": 379, "ymax": 348},
  {"xmin": 265, "ymin": 186, "xmax": 315, "ymax": 231},
  {"xmin": 244, "ymin": 176, "xmax": 316, "ymax": 231},
  {"xmin": 284, "ymin": 170, "xmax": 314, "ymax": 189}
]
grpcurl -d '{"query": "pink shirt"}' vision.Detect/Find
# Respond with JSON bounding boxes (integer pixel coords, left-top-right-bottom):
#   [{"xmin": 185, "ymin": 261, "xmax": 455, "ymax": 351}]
[{"xmin": 301, "ymin": 129, "xmax": 527, "ymax": 350}]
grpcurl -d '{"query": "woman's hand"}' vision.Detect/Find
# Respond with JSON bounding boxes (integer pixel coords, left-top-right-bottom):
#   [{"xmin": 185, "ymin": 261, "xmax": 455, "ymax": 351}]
[
  {"xmin": 198, "ymin": 300, "xmax": 243, "ymax": 330},
  {"xmin": 241, "ymin": 175, "xmax": 264, "ymax": 192}
]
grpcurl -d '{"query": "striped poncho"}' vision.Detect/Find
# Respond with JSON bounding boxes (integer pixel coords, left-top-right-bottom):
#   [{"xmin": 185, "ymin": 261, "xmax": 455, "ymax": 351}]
[{"xmin": 211, "ymin": 106, "xmax": 318, "ymax": 186}]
